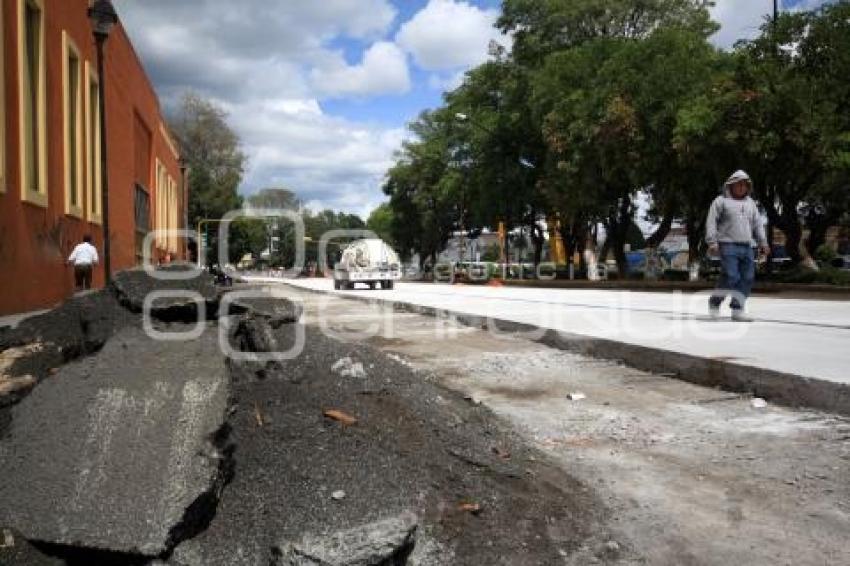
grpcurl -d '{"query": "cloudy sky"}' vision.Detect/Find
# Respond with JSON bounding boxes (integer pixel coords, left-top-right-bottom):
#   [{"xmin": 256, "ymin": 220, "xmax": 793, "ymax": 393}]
[{"xmin": 116, "ymin": 0, "xmax": 828, "ymax": 219}]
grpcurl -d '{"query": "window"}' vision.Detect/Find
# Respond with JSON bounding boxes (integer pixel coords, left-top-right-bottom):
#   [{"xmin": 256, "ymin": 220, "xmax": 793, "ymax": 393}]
[
  {"xmin": 134, "ymin": 184, "xmax": 150, "ymax": 264},
  {"xmin": 63, "ymin": 32, "xmax": 83, "ymax": 217},
  {"xmin": 155, "ymin": 159, "xmax": 165, "ymax": 249},
  {"xmin": 169, "ymin": 175, "xmax": 177, "ymax": 252},
  {"xmin": 18, "ymin": 0, "xmax": 47, "ymax": 205},
  {"xmin": 85, "ymin": 63, "xmax": 102, "ymax": 222}
]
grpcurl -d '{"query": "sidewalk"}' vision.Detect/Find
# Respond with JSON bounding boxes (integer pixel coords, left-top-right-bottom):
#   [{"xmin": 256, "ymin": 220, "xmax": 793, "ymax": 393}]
[{"xmin": 267, "ymin": 277, "xmax": 850, "ymax": 415}]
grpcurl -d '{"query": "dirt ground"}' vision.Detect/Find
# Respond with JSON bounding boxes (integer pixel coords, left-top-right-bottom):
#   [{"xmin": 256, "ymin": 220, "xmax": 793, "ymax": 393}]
[
  {"xmin": 174, "ymin": 319, "xmax": 633, "ymax": 565},
  {"xmin": 286, "ymin": 284, "xmax": 850, "ymax": 566}
]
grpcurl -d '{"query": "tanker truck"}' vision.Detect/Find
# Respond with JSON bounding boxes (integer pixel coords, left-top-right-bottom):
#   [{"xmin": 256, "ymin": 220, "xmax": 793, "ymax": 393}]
[{"xmin": 333, "ymin": 239, "xmax": 402, "ymax": 290}]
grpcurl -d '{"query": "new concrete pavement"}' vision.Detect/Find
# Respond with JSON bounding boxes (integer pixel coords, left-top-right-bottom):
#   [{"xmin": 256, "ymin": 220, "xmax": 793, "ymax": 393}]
[{"xmin": 256, "ymin": 277, "xmax": 850, "ymax": 414}]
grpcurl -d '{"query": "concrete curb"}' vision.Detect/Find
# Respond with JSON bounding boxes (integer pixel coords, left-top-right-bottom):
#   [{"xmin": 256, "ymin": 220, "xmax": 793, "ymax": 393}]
[{"xmin": 283, "ymin": 283, "xmax": 850, "ymax": 418}]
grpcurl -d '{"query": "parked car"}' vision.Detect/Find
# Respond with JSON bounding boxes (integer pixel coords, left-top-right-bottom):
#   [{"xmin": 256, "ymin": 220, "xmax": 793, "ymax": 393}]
[{"xmin": 831, "ymin": 256, "xmax": 850, "ymax": 271}]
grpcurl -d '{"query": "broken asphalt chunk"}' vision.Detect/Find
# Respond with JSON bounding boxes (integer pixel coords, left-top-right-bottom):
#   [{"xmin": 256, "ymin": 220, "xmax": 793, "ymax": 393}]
[
  {"xmin": 112, "ymin": 268, "xmax": 217, "ymax": 320},
  {"xmin": 272, "ymin": 513, "xmax": 418, "ymax": 566},
  {"xmin": 0, "ymin": 326, "xmax": 232, "ymax": 557}
]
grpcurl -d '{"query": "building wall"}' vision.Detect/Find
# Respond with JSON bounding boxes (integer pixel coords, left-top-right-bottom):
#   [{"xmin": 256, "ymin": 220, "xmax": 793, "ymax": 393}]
[{"xmin": 0, "ymin": 0, "xmax": 184, "ymax": 315}]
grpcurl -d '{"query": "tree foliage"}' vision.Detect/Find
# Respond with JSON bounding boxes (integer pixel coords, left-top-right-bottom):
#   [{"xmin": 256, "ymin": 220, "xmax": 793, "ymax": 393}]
[{"xmin": 383, "ymin": 0, "xmax": 850, "ymax": 274}]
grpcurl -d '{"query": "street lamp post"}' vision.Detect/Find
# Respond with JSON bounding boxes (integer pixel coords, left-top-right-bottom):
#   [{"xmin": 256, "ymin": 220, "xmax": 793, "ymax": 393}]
[
  {"xmin": 88, "ymin": 0, "xmax": 118, "ymax": 284},
  {"xmin": 179, "ymin": 156, "xmax": 189, "ymax": 260}
]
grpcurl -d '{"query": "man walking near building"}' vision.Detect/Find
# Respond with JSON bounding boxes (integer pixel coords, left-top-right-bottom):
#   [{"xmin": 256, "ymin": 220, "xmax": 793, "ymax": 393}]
[
  {"xmin": 66, "ymin": 235, "xmax": 99, "ymax": 291},
  {"xmin": 706, "ymin": 170, "xmax": 770, "ymax": 322}
]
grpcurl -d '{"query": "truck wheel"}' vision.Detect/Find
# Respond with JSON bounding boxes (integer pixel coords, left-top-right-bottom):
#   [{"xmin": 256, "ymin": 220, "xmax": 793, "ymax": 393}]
[{"xmin": 334, "ymin": 280, "xmax": 340, "ymax": 290}]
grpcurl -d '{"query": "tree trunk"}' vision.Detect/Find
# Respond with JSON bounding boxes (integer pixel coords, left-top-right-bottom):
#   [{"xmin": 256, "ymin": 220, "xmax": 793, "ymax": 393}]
[
  {"xmin": 686, "ymin": 211, "xmax": 703, "ymax": 265},
  {"xmin": 763, "ymin": 192, "xmax": 803, "ymax": 266},
  {"xmin": 804, "ymin": 211, "xmax": 836, "ymax": 260},
  {"xmin": 607, "ymin": 196, "xmax": 633, "ymax": 277},
  {"xmin": 531, "ymin": 224, "xmax": 545, "ymax": 267},
  {"xmin": 782, "ymin": 216, "xmax": 803, "ymax": 266},
  {"xmin": 645, "ymin": 215, "xmax": 673, "ymax": 249}
]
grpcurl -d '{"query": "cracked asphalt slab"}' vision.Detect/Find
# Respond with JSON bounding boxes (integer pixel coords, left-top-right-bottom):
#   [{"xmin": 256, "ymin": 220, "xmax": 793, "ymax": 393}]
[{"xmin": 0, "ymin": 324, "xmax": 231, "ymax": 558}]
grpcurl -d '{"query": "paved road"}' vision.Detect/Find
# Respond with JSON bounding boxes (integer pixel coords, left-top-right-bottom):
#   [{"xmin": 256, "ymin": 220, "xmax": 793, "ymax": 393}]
[
  {"xmin": 266, "ymin": 278, "xmax": 850, "ymax": 386},
  {"xmin": 262, "ymin": 284, "xmax": 850, "ymax": 566}
]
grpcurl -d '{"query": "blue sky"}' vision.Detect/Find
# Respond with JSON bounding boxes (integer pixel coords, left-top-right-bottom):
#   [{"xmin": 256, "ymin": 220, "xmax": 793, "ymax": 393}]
[{"xmin": 117, "ymin": 0, "xmax": 830, "ymax": 219}]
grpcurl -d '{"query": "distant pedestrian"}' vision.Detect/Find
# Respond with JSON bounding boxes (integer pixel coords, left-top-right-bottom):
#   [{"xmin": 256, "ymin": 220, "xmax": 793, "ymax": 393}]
[
  {"xmin": 67, "ymin": 235, "xmax": 99, "ymax": 291},
  {"xmin": 705, "ymin": 170, "xmax": 770, "ymax": 322}
]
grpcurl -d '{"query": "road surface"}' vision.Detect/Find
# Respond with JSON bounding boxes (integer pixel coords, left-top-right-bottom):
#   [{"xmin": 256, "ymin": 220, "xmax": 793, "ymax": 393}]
[
  {"xmin": 256, "ymin": 281, "xmax": 850, "ymax": 566},
  {"xmin": 273, "ymin": 278, "xmax": 850, "ymax": 387}
]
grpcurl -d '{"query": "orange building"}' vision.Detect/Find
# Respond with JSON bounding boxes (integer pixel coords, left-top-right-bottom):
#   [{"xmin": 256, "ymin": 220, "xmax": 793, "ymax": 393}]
[{"xmin": 0, "ymin": 0, "xmax": 186, "ymax": 315}]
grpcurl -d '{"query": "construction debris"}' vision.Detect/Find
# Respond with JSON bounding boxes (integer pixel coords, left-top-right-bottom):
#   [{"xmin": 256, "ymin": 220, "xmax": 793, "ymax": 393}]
[
  {"xmin": 331, "ymin": 356, "xmax": 367, "ymax": 379},
  {"xmin": 0, "ymin": 326, "xmax": 232, "ymax": 557},
  {"xmin": 272, "ymin": 513, "xmax": 418, "ymax": 566},
  {"xmin": 112, "ymin": 267, "xmax": 218, "ymax": 319},
  {"xmin": 0, "ymin": 278, "xmax": 616, "ymax": 565}
]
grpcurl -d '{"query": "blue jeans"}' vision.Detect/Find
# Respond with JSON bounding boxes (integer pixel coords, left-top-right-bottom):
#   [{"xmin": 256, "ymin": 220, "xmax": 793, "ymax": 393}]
[{"xmin": 709, "ymin": 243, "xmax": 755, "ymax": 311}]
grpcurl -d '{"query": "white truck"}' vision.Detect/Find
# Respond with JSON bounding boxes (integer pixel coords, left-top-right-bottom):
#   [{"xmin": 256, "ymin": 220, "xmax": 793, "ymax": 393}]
[{"xmin": 333, "ymin": 239, "xmax": 402, "ymax": 290}]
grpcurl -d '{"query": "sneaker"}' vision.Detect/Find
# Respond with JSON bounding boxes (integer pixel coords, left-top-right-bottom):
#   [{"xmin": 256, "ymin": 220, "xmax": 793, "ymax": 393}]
[{"xmin": 731, "ymin": 310, "xmax": 754, "ymax": 322}]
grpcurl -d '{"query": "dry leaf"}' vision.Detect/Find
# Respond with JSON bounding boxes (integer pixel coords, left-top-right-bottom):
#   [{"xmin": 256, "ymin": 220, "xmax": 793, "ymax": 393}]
[{"xmin": 323, "ymin": 409, "xmax": 358, "ymax": 426}]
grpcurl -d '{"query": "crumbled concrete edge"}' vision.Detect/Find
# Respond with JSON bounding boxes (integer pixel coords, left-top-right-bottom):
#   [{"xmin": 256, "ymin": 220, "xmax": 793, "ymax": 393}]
[{"xmin": 271, "ymin": 513, "xmax": 419, "ymax": 566}]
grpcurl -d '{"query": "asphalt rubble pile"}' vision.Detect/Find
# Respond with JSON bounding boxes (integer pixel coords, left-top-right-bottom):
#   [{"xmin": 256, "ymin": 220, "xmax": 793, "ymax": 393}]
[{"xmin": 0, "ymin": 272, "xmax": 636, "ymax": 565}]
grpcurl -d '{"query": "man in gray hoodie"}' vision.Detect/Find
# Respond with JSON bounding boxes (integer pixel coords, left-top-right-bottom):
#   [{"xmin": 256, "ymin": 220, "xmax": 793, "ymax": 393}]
[{"xmin": 705, "ymin": 170, "xmax": 770, "ymax": 322}]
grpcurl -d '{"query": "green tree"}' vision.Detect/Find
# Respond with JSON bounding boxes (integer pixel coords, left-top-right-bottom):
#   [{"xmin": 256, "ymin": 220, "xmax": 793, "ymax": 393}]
[
  {"xmin": 170, "ymin": 92, "xmax": 245, "ymax": 228},
  {"xmin": 384, "ymin": 110, "xmax": 464, "ymax": 266},
  {"xmin": 674, "ymin": 5, "xmax": 850, "ymax": 265},
  {"xmin": 367, "ymin": 203, "xmax": 395, "ymax": 245},
  {"xmin": 170, "ymin": 92, "xmax": 246, "ymax": 265},
  {"xmin": 499, "ymin": 0, "xmax": 716, "ymax": 65},
  {"xmin": 228, "ymin": 218, "xmax": 268, "ymax": 264},
  {"xmin": 246, "ymin": 188, "xmax": 301, "ymax": 211}
]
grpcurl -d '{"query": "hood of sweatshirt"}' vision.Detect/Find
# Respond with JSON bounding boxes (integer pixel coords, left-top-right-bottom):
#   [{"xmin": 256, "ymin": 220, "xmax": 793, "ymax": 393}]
[{"xmin": 723, "ymin": 169, "xmax": 753, "ymax": 198}]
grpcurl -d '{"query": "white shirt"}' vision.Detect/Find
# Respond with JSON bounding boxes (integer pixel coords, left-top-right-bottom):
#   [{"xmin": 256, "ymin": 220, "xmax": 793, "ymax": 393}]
[{"xmin": 68, "ymin": 242, "xmax": 99, "ymax": 266}]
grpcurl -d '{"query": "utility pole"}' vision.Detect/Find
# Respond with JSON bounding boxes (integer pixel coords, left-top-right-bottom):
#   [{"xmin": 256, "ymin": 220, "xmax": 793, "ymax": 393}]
[{"xmin": 773, "ymin": 0, "xmax": 779, "ymax": 44}]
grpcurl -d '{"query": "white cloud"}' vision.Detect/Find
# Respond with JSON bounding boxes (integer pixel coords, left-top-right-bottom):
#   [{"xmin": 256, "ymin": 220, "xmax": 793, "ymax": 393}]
[
  {"xmin": 116, "ymin": 0, "xmax": 401, "ymax": 101},
  {"xmin": 709, "ymin": 0, "xmax": 773, "ymax": 48},
  {"xmin": 311, "ymin": 42, "xmax": 411, "ymax": 97},
  {"xmin": 396, "ymin": 0, "xmax": 507, "ymax": 71},
  {"xmin": 115, "ymin": 0, "xmax": 412, "ymax": 215},
  {"xmin": 709, "ymin": 0, "xmax": 830, "ymax": 49},
  {"xmin": 229, "ymin": 97, "xmax": 406, "ymax": 218}
]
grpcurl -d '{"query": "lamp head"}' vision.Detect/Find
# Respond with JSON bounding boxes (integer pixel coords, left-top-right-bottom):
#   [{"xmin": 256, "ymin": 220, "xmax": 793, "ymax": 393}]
[{"xmin": 88, "ymin": 0, "xmax": 118, "ymax": 40}]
